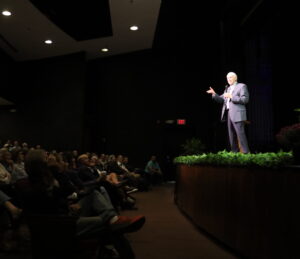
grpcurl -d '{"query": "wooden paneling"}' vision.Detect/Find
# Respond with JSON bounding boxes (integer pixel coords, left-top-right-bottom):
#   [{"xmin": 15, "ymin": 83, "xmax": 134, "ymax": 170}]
[{"xmin": 175, "ymin": 165, "xmax": 300, "ymax": 259}]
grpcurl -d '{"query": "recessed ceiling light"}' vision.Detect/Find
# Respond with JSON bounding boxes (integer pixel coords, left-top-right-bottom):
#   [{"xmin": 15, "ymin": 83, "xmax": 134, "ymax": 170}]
[
  {"xmin": 130, "ymin": 25, "xmax": 139, "ymax": 31},
  {"xmin": 44, "ymin": 40, "xmax": 53, "ymax": 44},
  {"xmin": 2, "ymin": 10, "xmax": 12, "ymax": 16},
  {"xmin": 101, "ymin": 48, "xmax": 109, "ymax": 52}
]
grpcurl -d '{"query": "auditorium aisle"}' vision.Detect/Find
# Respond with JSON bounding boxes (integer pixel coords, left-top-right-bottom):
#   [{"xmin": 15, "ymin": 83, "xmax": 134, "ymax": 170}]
[{"xmin": 123, "ymin": 183, "xmax": 240, "ymax": 259}]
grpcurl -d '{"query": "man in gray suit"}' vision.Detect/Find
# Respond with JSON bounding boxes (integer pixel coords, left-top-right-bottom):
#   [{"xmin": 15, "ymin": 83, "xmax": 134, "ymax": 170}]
[{"xmin": 207, "ymin": 72, "xmax": 250, "ymax": 153}]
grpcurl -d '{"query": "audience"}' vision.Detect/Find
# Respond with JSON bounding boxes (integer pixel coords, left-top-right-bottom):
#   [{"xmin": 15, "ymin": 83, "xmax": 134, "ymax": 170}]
[
  {"xmin": 16, "ymin": 149, "xmax": 145, "ymax": 258},
  {"xmin": 0, "ymin": 139, "xmax": 165, "ymax": 257},
  {"xmin": 77, "ymin": 154, "xmax": 137, "ymax": 212}
]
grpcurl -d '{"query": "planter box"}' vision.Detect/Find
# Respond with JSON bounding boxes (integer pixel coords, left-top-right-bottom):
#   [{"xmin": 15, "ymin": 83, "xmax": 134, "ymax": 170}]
[{"xmin": 175, "ymin": 164, "xmax": 300, "ymax": 259}]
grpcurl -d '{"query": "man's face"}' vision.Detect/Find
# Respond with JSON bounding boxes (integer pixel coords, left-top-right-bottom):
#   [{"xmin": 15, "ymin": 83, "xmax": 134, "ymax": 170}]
[
  {"xmin": 227, "ymin": 74, "xmax": 236, "ymax": 85},
  {"xmin": 91, "ymin": 156, "xmax": 98, "ymax": 165},
  {"xmin": 80, "ymin": 156, "xmax": 90, "ymax": 166}
]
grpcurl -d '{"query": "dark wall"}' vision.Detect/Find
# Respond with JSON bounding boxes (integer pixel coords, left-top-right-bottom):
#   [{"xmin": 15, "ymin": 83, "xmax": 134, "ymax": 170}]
[
  {"xmin": 0, "ymin": 49, "xmax": 15, "ymax": 98},
  {"xmin": 1, "ymin": 0, "xmax": 221, "ymax": 166},
  {"xmin": 85, "ymin": 19, "xmax": 222, "ymax": 168},
  {"xmin": 86, "ymin": 38, "xmax": 222, "ymax": 167},
  {"xmin": 0, "ymin": 49, "xmax": 19, "ymax": 146},
  {"xmin": 0, "ymin": 52, "xmax": 87, "ymax": 151},
  {"xmin": 1, "ymin": 0, "xmax": 294, "ymax": 162},
  {"xmin": 87, "ymin": 51, "xmax": 180, "ymax": 166},
  {"xmin": 272, "ymin": 2, "xmax": 299, "ymax": 130},
  {"xmin": 241, "ymin": 1, "xmax": 274, "ymax": 152}
]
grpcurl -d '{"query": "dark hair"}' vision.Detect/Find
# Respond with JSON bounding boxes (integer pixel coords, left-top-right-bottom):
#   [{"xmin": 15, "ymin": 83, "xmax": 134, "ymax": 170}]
[
  {"xmin": 25, "ymin": 149, "xmax": 54, "ymax": 191},
  {"xmin": 11, "ymin": 149, "xmax": 24, "ymax": 162}
]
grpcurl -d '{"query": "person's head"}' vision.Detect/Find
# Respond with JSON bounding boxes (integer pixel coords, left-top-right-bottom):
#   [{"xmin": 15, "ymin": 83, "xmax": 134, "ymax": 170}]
[
  {"xmin": 77, "ymin": 154, "xmax": 90, "ymax": 166},
  {"xmin": 99, "ymin": 153, "xmax": 106, "ymax": 161},
  {"xmin": 226, "ymin": 72, "xmax": 238, "ymax": 85},
  {"xmin": 0, "ymin": 149, "xmax": 10, "ymax": 163},
  {"xmin": 90, "ymin": 155, "xmax": 99, "ymax": 165},
  {"xmin": 47, "ymin": 153, "xmax": 65, "ymax": 173},
  {"xmin": 108, "ymin": 154, "xmax": 116, "ymax": 162},
  {"xmin": 150, "ymin": 155, "xmax": 156, "ymax": 161},
  {"xmin": 2, "ymin": 150, "xmax": 12, "ymax": 161},
  {"xmin": 11, "ymin": 150, "xmax": 25, "ymax": 163},
  {"xmin": 3, "ymin": 144, "xmax": 9, "ymax": 149},
  {"xmin": 25, "ymin": 149, "xmax": 48, "ymax": 167},
  {"xmin": 117, "ymin": 155, "xmax": 123, "ymax": 163},
  {"xmin": 72, "ymin": 150, "xmax": 78, "ymax": 158},
  {"xmin": 25, "ymin": 149, "xmax": 54, "ymax": 188},
  {"xmin": 47, "ymin": 153, "xmax": 57, "ymax": 163},
  {"xmin": 123, "ymin": 156, "xmax": 128, "ymax": 164},
  {"xmin": 63, "ymin": 152, "xmax": 77, "ymax": 169}
]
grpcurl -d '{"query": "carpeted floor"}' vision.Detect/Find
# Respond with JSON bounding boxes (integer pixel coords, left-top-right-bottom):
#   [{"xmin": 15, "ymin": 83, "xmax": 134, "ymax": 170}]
[{"xmin": 122, "ymin": 182, "xmax": 240, "ymax": 259}]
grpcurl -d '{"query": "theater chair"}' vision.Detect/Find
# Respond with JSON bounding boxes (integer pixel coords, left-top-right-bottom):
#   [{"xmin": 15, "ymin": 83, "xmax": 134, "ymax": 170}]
[{"xmin": 27, "ymin": 214, "xmax": 101, "ymax": 259}]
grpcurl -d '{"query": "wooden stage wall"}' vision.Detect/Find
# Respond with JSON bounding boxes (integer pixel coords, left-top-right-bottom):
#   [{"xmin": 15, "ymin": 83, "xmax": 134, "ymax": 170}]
[{"xmin": 175, "ymin": 165, "xmax": 300, "ymax": 259}]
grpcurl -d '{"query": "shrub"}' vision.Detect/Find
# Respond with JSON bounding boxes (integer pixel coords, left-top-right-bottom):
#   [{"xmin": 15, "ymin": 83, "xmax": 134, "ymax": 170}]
[
  {"xmin": 181, "ymin": 138, "xmax": 205, "ymax": 155},
  {"xmin": 173, "ymin": 150, "xmax": 293, "ymax": 169},
  {"xmin": 276, "ymin": 123, "xmax": 300, "ymax": 150}
]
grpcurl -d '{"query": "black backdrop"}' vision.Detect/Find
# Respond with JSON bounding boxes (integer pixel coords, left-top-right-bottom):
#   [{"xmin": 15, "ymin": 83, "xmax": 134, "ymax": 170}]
[{"xmin": 0, "ymin": 0, "xmax": 298, "ymax": 170}]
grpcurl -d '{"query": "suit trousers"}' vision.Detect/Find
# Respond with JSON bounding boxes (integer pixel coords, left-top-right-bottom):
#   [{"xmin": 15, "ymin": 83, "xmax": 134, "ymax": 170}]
[{"xmin": 226, "ymin": 110, "xmax": 250, "ymax": 153}]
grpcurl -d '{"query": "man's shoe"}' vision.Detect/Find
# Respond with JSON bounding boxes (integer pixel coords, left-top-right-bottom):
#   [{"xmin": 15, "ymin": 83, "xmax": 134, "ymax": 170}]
[
  {"xmin": 110, "ymin": 215, "xmax": 145, "ymax": 233},
  {"xmin": 126, "ymin": 188, "xmax": 138, "ymax": 194},
  {"xmin": 99, "ymin": 246, "xmax": 120, "ymax": 259},
  {"xmin": 126, "ymin": 197, "xmax": 135, "ymax": 203}
]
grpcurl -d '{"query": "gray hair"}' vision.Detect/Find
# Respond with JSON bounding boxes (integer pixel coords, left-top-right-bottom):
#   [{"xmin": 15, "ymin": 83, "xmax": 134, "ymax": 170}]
[{"xmin": 227, "ymin": 72, "xmax": 238, "ymax": 80}]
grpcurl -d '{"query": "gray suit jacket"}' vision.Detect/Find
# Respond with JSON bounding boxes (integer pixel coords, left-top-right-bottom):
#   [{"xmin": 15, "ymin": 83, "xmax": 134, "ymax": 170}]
[{"xmin": 212, "ymin": 83, "xmax": 249, "ymax": 122}]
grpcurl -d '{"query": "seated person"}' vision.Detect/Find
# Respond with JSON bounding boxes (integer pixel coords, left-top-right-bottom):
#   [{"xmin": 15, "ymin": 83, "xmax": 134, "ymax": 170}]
[
  {"xmin": 0, "ymin": 189, "xmax": 22, "ymax": 251},
  {"xmin": 145, "ymin": 155, "xmax": 163, "ymax": 184},
  {"xmin": 0, "ymin": 150, "xmax": 12, "ymax": 185},
  {"xmin": 0, "ymin": 189, "xmax": 22, "ymax": 220},
  {"xmin": 109, "ymin": 155, "xmax": 140, "ymax": 191},
  {"xmin": 17, "ymin": 149, "xmax": 146, "ymax": 258},
  {"xmin": 77, "ymin": 154, "xmax": 136, "ymax": 211},
  {"xmin": 11, "ymin": 150, "xmax": 28, "ymax": 183}
]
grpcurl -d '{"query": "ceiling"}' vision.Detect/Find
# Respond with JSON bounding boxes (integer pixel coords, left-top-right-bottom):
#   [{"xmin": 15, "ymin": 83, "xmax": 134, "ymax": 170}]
[{"xmin": 0, "ymin": 0, "xmax": 162, "ymax": 61}]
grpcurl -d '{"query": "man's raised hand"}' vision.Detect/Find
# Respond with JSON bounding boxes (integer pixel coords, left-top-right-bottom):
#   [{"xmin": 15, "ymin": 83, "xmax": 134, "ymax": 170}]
[{"xmin": 206, "ymin": 87, "xmax": 215, "ymax": 95}]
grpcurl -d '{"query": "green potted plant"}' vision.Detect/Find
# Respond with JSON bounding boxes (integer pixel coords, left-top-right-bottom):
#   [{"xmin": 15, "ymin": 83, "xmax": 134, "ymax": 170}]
[
  {"xmin": 181, "ymin": 138, "xmax": 205, "ymax": 155},
  {"xmin": 276, "ymin": 123, "xmax": 300, "ymax": 164}
]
